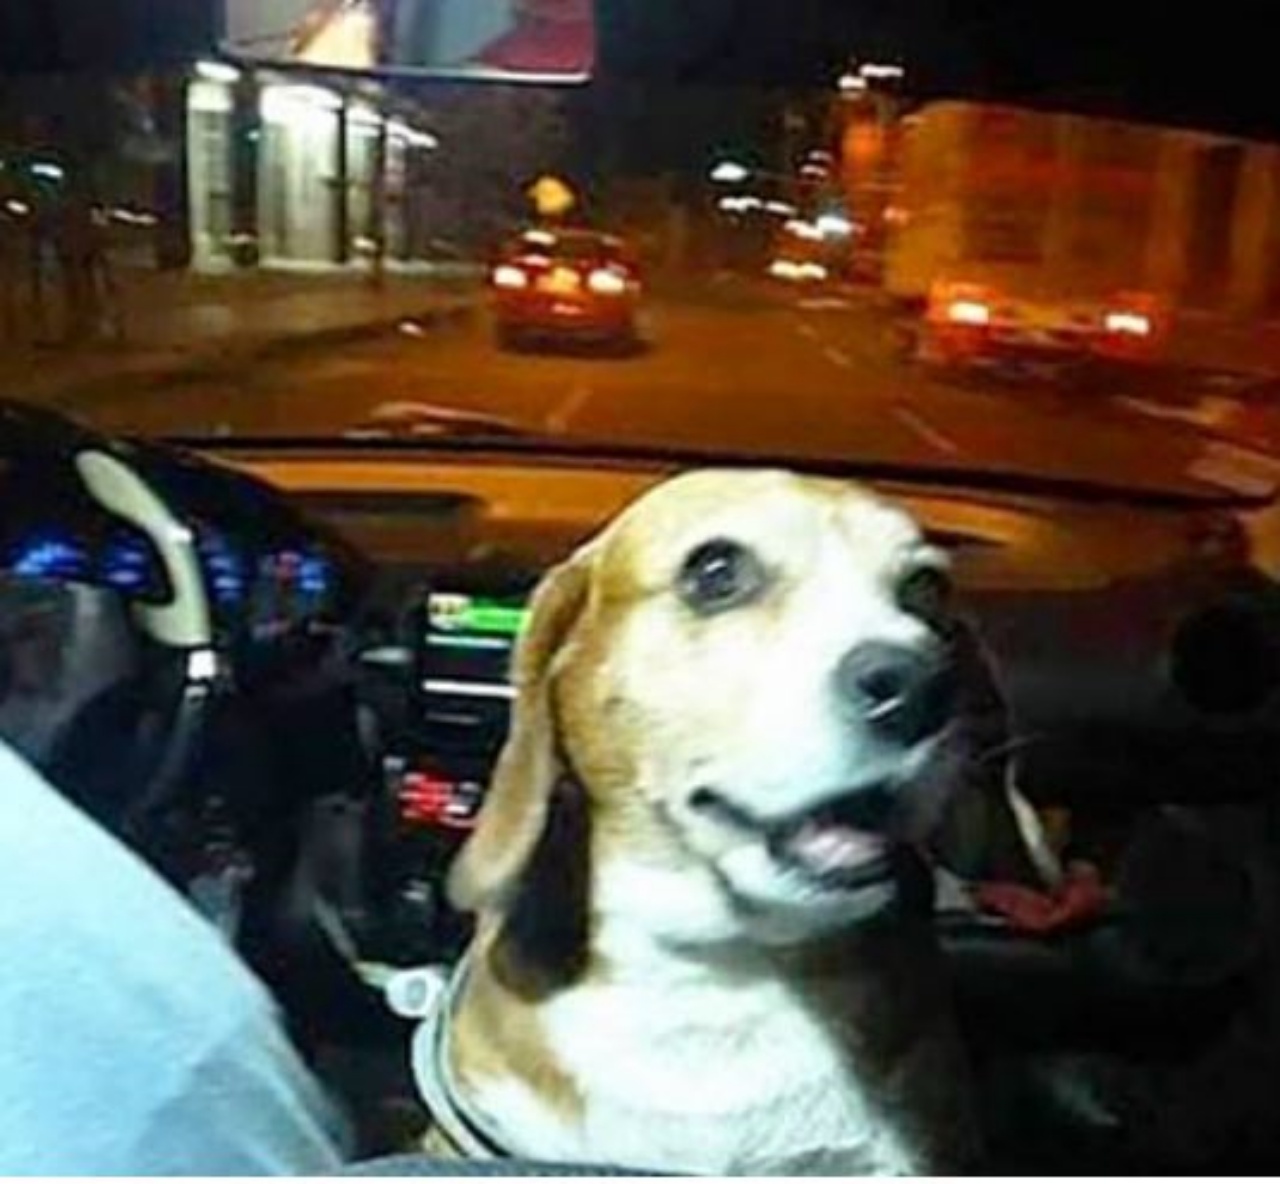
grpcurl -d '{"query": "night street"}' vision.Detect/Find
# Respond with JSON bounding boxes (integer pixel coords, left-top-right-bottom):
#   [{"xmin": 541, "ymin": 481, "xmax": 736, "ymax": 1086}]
[{"xmin": 77, "ymin": 278, "xmax": 1262, "ymax": 494}]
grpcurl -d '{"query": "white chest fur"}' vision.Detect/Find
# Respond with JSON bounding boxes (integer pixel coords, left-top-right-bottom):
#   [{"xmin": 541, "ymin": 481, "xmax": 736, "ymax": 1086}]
[{"xmin": 460, "ymin": 940, "xmax": 926, "ymax": 1176}]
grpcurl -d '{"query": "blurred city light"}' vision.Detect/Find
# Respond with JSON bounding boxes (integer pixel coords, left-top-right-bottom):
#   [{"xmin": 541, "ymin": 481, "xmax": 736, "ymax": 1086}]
[
  {"xmin": 30, "ymin": 161, "xmax": 66, "ymax": 182},
  {"xmin": 765, "ymin": 200, "xmax": 798, "ymax": 217},
  {"xmin": 109, "ymin": 207, "xmax": 160, "ymax": 227},
  {"xmin": 711, "ymin": 162, "xmax": 751, "ymax": 184},
  {"xmin": 816, "ymin": 212, "xmax": 854, "ymax": 238},
  {"xmin": 860, "ymin": 63, "xmax": 906, "ymax": 81},
  {"xmin": 839, "ymin": 73, "xmax": 869, "ymax": 94}
]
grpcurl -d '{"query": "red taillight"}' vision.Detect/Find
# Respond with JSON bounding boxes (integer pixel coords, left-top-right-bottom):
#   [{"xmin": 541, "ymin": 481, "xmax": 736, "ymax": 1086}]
[
  {"xmin": 492, "ymin": 264, "xmax": 530, "ymax": 291},
  {"xmin": 1104, "ymin": 310, "xmax": 1153, "ymax": 338},
  {"xmin": 587, "ymin": 266, "xmax": 630, "ymax": 296},
  {"xmin": 930, "ymin": 281, "xmax": 995, "ymax": 328},
  {"xmin": 1103, "ymin": 291, "xmax": 1163, "ymax": 341},
  {"xmin": 946, "ymin": 298, "xmax": 992, "ymax": 326}
]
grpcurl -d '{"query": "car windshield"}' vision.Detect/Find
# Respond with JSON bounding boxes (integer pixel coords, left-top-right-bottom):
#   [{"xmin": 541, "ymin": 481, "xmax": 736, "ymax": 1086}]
[{"xmin": 1, "ymin": 2, "xmax": 1279, "ymax": 503}]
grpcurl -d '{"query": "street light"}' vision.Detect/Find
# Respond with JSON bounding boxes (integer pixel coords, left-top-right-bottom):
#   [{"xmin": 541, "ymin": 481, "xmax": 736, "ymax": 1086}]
[
  {"xmin": 838, "ymin": 73, "xmax": 869, "ymax": 95},
  {"xmin": 711, "ymin": 161, "xmax": 751, "ymax": 184}
]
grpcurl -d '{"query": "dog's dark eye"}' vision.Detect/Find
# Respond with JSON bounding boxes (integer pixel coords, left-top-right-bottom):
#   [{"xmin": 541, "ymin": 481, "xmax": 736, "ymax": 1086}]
[
  {"xmin": 897, "ymin": 566, "xmax": 953, "ymax": 624},
  {"xmin": 679, "ymin": 539, "xmax": 766, "ymax": 614}
]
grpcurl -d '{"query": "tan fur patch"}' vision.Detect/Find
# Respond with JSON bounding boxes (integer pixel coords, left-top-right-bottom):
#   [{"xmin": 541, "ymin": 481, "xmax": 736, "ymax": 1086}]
[{"xmin": 453, "ymin": 932, "xmax": 584, "ymax": 1122}]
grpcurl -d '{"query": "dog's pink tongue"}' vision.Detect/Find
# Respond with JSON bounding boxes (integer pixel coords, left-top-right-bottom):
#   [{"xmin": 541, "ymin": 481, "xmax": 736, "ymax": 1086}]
[{"xmin": 785, "ymin": 822, "xmax": 885, "ymax": 875}]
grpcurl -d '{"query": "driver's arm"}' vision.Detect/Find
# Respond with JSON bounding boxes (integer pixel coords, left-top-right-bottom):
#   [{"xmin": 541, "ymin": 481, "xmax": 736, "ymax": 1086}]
[
  {"xmin": 135, "ymin": 1002, "xmax": 348, "ymax": 1175},
  {"xmin": 0, "ymin": 741, "xmax": 348, "ymax": 1175}
]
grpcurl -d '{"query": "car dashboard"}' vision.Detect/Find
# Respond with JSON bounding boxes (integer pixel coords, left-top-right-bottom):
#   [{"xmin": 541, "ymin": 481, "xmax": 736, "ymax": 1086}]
[
  {"xmin": 181, "ymin": 449, "xmax": 1280, "ymax": 936},
  {"xmin": 248, "ymin": 450, "xmax": 1280, "ymax": 787},
  {"xmin": 6, "ymin": 426, "xmax": 1280, "ymax": 889}
]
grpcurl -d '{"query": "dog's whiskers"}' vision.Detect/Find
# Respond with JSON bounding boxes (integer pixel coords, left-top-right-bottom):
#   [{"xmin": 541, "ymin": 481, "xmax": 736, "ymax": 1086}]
[{"xmin": 963, "ymin": 732, "xmax": 1042, "ymax": 772}]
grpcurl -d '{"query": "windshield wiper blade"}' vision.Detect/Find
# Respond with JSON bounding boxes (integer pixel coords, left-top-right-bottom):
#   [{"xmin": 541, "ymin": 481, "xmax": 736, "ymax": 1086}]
[{"xmin": 342, "ymin": 401, "xmax": 532, "ymax": 442}]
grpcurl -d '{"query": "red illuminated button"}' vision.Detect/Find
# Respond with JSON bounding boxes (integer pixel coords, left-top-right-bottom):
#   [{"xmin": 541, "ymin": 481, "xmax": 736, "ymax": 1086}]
[{"xmin": 398, "ymin": 771, "xmax": 483, "ymax": 831}]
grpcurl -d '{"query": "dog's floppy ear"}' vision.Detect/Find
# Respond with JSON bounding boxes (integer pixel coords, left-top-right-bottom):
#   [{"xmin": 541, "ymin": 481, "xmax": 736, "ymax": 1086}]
[
  {"xmin": 448, "ymin": 551, "xmax": 592, "ymax": 915},
  {"xmin": 929, "ymin": 619, "xmax": 1057, "ymax": 888}
]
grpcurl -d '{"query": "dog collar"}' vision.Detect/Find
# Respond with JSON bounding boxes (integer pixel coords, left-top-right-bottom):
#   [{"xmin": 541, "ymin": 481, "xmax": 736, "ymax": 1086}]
[{"xmin": 384, "ymin": 958, "xmax": 515, "ymax": 1160}]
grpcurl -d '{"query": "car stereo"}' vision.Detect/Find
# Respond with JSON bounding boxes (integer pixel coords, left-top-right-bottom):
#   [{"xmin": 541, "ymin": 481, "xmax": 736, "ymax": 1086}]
[
  {"xmin": 417, "ymin": 589, "xmax": 528, "ymax": 750},
  {"xmin": 389, "ymin": 588, "xmax": 531, "ymax": 836}
]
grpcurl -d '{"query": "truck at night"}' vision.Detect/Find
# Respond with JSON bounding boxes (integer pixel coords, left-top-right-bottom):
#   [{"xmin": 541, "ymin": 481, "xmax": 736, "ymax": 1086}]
[{"xmin": 883, "ymin": 101, "xmax": 1280, "ymax": 371}]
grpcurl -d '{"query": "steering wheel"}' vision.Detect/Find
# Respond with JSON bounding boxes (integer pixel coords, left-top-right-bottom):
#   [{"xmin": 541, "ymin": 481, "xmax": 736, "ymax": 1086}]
[
  {"xmin": 70, "ymin": 448, "xmax": 221, "ymax": 850},
  {"xmin": 0, "ymin": 403, "xmax": 223, "ymax": 870}
]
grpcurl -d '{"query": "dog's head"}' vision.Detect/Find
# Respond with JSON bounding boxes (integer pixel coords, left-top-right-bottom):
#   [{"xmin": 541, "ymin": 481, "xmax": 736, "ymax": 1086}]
[{"xmin": 450, "ymin": 470, "xmax": 978, "ymax": 971}]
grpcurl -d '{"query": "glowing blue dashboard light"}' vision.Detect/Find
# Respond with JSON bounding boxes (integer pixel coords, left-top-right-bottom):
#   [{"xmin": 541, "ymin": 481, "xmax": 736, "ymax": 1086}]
[
  {"xmin": 298, "ymin": 554, "xmax": 330, "ymax": 596},
  {"xmin": 101, "ymin": 536, "xmax": 155, "ymax": 593},
  {"xmin": 11, "ymin": 535, "xmax": 88, "ymax": 581},
  {"xmin": 197, "ymin": 530, "xmax": 246, "ymax": 607}
]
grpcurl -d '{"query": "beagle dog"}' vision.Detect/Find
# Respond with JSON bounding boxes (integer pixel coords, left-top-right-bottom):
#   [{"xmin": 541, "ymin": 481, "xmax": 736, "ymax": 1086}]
[{"xmin": 429, "ymin": 469, "xmax": 988, "ymax": 1175}]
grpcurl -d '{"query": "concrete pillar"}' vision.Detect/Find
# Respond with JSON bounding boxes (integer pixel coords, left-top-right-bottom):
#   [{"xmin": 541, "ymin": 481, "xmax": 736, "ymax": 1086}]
[
  {"xmin": 229, "ymin": 73, "xmax": 260, "ymax": 268},
  {"xmin": 334, "ymin": 100, "xmax": 351, "ymax": 266}
]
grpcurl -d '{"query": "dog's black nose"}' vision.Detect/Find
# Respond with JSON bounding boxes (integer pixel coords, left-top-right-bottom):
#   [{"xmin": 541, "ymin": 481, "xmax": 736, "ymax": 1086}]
[{"xmin": 835, "ymin": 642, "xmax": 956, "ymax": 745}]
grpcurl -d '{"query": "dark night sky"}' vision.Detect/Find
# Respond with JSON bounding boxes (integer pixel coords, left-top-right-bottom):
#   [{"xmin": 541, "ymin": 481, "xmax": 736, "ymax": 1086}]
[
  {"xmin": 595, "ymin": 0, "xmax": 1280, "ymax": 138},
  {"xmin": 1, "ymin": 0, "xmax": 1277, "ymax": 139}
]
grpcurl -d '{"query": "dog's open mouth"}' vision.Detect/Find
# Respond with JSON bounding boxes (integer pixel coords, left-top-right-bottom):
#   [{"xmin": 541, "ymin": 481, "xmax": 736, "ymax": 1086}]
[
  {"xmin": 695, "ymin": 786, "xmax": 897, "ymax": 892},
  {"xmin": 766, "ymin": 811, "xmax": 892, "ymax": 890}
]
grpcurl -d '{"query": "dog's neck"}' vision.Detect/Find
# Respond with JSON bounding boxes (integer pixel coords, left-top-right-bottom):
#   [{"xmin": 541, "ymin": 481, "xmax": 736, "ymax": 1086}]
[{"xmin": 449, "ymin": 855, "xmax": 976, "ymax": 1175}]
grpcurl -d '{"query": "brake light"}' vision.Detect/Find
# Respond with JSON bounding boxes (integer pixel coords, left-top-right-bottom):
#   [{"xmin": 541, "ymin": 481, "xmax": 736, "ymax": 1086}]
[
  {"xmin": 770, "ymin": 259, "xmax": 828, "ymax": 282},
  {"xmin": 1104, "ymin": 310, "xmax": 1153, "ymax": 337},
  {"xmin": 946, "ymin": 299, "xmax": 992, "ymax": 326},
  {"xmin": 492, "ymin": 264, "xmax": 529, "ymax": 291},
  {"xmin": 931, "ymin": 281, "xmax": 996, "ymax": 328},
  {"xmin": 587, "ymin": 267, "xmax": 629, "ymax": 296}
]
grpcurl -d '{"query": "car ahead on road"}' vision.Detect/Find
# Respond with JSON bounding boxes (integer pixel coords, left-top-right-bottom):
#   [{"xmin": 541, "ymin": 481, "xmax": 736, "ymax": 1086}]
[{"xmin": 490, "ymin": 228, "xmax": 644, "ymax": 352}]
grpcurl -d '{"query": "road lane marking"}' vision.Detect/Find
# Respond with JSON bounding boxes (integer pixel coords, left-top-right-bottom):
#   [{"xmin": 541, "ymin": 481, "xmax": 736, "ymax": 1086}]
[
  {"xmin": 546, "ymin": 384, "xmax": 594, "ymax": 432},
  {"xmin": 823, "ymin": 346, "xmax": 853, "ymax": 369},
  {"xmin": 1116, "ymin": 395, "xmax": 1234, "ymax": 429},
  {"xmin": 893, "ymin": 404, "xmax": 963, "ymax": 456}
]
